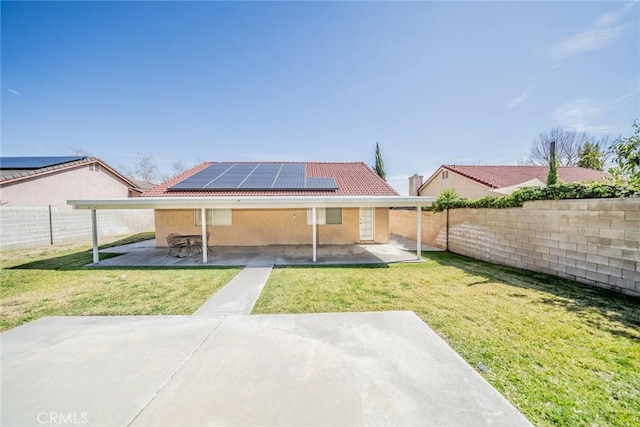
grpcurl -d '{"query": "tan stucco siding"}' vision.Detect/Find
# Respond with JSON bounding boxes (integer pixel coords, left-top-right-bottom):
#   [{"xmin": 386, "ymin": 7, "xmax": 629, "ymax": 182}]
[
  {"xmin": 155, "ymin": 207, "xmax": 390, "ymax": 247},
  {"xmin": 419, "ymin": 168, "xmax": 493, "ymax": 200},
  {"xmin": 375, "ymin": 207, "xmax": 389, "ymax": 243},
  {"xmin": 0, "ymin": 165, "xmax": 131, "ymax": 207}
]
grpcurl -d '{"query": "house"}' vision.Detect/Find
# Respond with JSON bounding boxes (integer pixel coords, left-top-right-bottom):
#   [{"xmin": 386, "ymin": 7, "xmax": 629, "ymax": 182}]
[
  {"xmin": 0, "ymin": 156, "xmax": 140, "ymax": 206},
  {"xmin": 68, "ymin": 161, "xmax": 434, "ymax": 263},
  {"xmin": 412, "ymin": 165, "xmax": 611, "ymax": 199},
  {"xmin": 144, "ymin": 161, "xmax": 400, "ymax": 247}
]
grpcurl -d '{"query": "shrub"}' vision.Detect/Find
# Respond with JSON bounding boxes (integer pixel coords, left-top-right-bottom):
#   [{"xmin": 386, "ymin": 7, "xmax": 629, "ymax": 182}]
[{"xmin": 431, "ymin": 180, "xmax": 639, "ymax": 212}]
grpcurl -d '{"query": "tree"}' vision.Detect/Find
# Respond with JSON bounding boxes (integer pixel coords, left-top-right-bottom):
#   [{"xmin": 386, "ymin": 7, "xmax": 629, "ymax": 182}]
[
  {"xmin": 70, "ymin": 147, "xmax": 92, "ymax": 156},
  {"xmin": 577, "ymin": 142, "xmax": 606, "ymax": 171},
  {"xmin": 547, "ymin": 140, "xmax": 558, "ymax": 185},
  {"xmin": 135, "ymin": 154, "xmax": 159, "ymax": 183},
  {"xmin": 610, "ymin": 121, "xmax": 640, "ymax": 185},
  {"xmin": 121, "ymin": 153, "xmax": 160, "ymax": 183},
  {"xmin": 527, "ymin": 127, "xmax": 614, "ymax": 167},
  {"xmin": 373, "ymin": 142, "xmax": 386, "ymax": 181}
]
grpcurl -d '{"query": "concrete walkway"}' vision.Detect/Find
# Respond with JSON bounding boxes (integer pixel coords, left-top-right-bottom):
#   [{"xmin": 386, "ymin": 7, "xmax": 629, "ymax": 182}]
[
  {"xmin": 193, "ymin": 250, "xmax": 279, "ymax": 316},
  {"xmin": 1, "ymin": 312, "xmax": 531, "ymax": 426}
]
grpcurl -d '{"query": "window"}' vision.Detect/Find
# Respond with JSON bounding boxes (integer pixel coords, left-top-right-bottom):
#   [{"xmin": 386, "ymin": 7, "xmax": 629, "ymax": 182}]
[
  {"xmin": 326, "ymin": 208, "xmax": 342, "ymax": 225},
  {"xmin": 306, "ymin": 208, "xmax": 342, "ymax": 225},
  {"xmin": 441, "ymin": 170, "xmax": 449, "ymax": 179},
  {"xmin": 194, "ymin": 209, "xmax": 232, "ymax": 226}
]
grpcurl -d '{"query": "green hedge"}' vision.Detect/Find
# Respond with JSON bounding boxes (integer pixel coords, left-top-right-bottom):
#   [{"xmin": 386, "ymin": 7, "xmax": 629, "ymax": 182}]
[{"xmin": 431, "ymin": 180, "xmax": 640, "ymax": 212}]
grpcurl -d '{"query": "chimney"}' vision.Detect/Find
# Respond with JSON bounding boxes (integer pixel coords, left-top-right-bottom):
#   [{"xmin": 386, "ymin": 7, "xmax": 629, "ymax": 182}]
[{"xmin": 408, "ymin": 174, "xmax": 423, "ymax": 196}]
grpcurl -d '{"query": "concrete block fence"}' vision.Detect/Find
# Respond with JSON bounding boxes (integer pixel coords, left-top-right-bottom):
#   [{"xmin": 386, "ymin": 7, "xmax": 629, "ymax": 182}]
[
  {"xmin": 390, "ymin": 198, "xmax": 640, "ymax": 297},
  {"xmin": 0, "ymin": 206, "xmax": 154, "ymax": 250}
]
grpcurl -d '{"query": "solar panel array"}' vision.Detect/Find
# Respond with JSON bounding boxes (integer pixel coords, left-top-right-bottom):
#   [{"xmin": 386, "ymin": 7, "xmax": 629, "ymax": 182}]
[
  {"xmin": 169, "ymin": 163, "xmax": 338, "ymax": 191},
  {"xmin": 0, "ymin": 156, "xmax": 86, "ymax": 170}
]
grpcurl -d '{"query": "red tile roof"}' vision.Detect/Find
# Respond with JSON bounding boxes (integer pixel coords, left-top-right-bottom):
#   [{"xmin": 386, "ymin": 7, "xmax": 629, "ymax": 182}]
[
  {"xmin": 424, "ymin": 165, "xmax": 611, "ymax": 190},
  {"xmin": 143, "ymin": 162, "xmax": 399, "ymax": 197}
]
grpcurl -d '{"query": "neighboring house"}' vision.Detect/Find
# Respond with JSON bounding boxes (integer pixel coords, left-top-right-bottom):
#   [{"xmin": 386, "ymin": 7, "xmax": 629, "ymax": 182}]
[
  {"xmin": 0, "ymin": 156, "xmax": 140, "ymax": 206},
  {"xmin": 142, "ymin": 161, "xmax": 399, "ymax": 247},
  {"xmin": 413, "ymin": 165, "xmax": 611, "ymax": 199},
  {"xmin": 130, "ymin": 179, "xmax": 158, "ymax": 194}
]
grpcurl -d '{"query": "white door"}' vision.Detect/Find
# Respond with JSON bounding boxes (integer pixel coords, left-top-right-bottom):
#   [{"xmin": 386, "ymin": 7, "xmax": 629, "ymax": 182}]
[{"xmin": 359, "ymin": 208, "xmax": 374, "ymax": 241}]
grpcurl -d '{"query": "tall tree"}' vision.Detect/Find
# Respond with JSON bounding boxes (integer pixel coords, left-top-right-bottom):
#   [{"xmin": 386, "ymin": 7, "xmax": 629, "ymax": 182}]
[
  {"xmin": 578, "ymin": 142, "xmax": 606, "ymax": 171},
  {"xmin": 547, "ymin": 140, "xmax": 558, "ymax": 185},
  {"xmin": 373, "ymin": 142, "xmax": 386, "ymax": 181},
  {"xmin": 527, "ymin": 127, "xmax": 613, "ymax": 167}
]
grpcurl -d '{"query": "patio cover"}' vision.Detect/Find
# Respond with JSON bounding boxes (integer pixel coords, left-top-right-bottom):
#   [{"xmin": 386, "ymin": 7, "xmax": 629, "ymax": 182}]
[{"xmin": 68, "ymin": 196, "xmax": 435, "ymax": 264}]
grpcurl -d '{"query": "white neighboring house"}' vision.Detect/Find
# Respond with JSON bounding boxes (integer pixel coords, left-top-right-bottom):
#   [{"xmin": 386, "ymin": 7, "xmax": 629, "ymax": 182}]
[{"xmin": 0, "ymin": 156, "xmax": 143, "ymax": 207}]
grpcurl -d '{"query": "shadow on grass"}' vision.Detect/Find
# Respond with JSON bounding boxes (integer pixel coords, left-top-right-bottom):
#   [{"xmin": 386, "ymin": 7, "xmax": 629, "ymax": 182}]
[
  {"xmin": 421, "ymin": 251, "xmax": 640, "ymax": 338},
  {"xmin": 9, "ymin": 231, "xmax": 233, "ymax": 272},
  {"xmin": 275, "ymin": 263, "xmax": 390, "ymax": 270},
  {"xmin": 10, "ymin": 251, "xmax": 239, "ymax": 271}
]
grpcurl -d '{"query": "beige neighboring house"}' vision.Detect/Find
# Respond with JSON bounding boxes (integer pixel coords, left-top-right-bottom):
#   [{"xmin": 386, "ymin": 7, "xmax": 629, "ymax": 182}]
[
  {"xmin": 412, "ymin": 165, "xmax": 611, "ymax": 199},
  {"xmin": 0, "ymin": 156, "xmax": 141, "ymax": 207}
]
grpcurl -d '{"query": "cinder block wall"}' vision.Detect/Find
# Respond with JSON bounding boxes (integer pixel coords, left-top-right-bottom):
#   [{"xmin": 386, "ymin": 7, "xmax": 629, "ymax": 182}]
[
  {"xmin": 389, "ymin": 199, "xmax": 640, "ymax": 297},
  {"xmin": 389, "ymin": 209, "xmax": 447, "ymax": 249},
  {"xmin": 0, "ymin": 206, "xmax": 155, "ymax": 250}
]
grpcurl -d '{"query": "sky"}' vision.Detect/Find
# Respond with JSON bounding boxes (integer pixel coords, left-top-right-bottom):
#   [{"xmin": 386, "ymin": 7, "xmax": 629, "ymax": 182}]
[{"xmin": 2, "ymin": 1, "xmax": 639, "ymax": 194}]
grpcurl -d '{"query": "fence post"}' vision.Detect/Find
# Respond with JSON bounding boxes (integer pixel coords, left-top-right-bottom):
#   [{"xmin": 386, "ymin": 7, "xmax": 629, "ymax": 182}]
[{"xmin": 48, "ymin": 205, "xmax": 54, "ymax": 245}]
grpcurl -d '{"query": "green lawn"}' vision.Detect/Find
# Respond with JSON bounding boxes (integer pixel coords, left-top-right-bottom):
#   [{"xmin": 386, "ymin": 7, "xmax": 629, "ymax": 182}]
[
  {"xmin": 253, "ymin": 253, "xmax": 640, "ymax": 426},
  {"xmin": 0, "ymin": 233, "xmax": 239, "ymax": 332}
]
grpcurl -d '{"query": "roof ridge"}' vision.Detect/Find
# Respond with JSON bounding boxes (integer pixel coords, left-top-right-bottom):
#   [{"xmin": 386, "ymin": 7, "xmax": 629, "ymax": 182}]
[{"xmin": 0, "ymin": 157, "xmax": 136, "ymax": 188}]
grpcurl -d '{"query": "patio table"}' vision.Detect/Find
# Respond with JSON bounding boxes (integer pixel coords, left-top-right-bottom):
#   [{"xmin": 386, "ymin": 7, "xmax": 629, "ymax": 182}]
[{"xmin": 170, "ymin": 234, "xmax": 205, "ymax": 257}]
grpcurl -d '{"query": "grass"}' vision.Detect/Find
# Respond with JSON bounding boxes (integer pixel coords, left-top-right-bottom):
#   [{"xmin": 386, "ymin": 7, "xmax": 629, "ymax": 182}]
[
  {"xmin": 0, "ymin": 233, "xmax": 239, "ymax": 332},
  {"xmin": 253, "ymin": 252, "xmax": 640, "ymax": 426}
]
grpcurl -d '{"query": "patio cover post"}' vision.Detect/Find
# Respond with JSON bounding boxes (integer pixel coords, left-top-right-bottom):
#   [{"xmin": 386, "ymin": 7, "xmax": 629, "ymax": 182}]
[
  {"xmin": 201, "ymin": 208, "xmax": 208, "ymax": 263},
  {"xmin": 91, "ymin": 209, "xmax": 99, "ymax": 264},
  {"xmin": 416, "ymin": 206, "xmax": 422, "ymax": 260},
  {"xmin": 312, "ymin": 206, "xmax": 317, "ymax": 263}
]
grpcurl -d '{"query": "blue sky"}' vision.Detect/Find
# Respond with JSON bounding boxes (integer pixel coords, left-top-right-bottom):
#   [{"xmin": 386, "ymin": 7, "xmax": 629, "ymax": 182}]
[{"xmin": 2, "ymin": 1, "xmax": 638, "ymax": 194}]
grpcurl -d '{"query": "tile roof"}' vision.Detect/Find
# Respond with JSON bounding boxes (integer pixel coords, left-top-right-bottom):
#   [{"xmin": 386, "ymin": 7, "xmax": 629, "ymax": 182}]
[
  {"xmin": 143, "ymin": 162, "xmax": 399, "ymax": 197},
  {"xmin": 0, "ymin": 156, "xmax": 136, "ymax": 188},
  {"xmin": 425, "ymin": 165, "xmax": 611, "ymax": 190}
]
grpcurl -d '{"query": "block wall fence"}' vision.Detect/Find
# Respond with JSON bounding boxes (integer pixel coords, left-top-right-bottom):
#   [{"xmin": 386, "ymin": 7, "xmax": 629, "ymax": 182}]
[
  {"xmin": 390, "ymin": 198, "xmax": 640, "ymax": 297},
  {"xmin": 0, "ymin": 206, "xmax": 154, "ymax": 250}
]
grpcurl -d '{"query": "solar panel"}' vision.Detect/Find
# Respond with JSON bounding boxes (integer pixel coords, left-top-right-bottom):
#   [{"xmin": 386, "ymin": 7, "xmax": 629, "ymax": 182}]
[
  {"xmin": 306, "ymin": 177, "xmax": 338, "ymax": 190},
  {"xmin": 169, "ymin": 164, "xmax": 233, "ymax": 190},
  {"xmin": 167, "ymin": 162, "xmax": 338, "ymax": 191},
  {"xmin": 239, "ymin": 163, "xmax": 281, "ymax": 189},
  {"xmin": 0, "ymin": 156, "xmax": 86, "ymax": 169},
  {"xmin": 273, "ymin": 164, "xmax": 305, "ymax": 189}
]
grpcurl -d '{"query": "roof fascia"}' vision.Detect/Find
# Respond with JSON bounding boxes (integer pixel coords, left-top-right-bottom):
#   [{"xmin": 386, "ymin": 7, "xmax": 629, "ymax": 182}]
[{"xmin": 68, "ymin": 196, "xmax": 435, "ymax": 210}]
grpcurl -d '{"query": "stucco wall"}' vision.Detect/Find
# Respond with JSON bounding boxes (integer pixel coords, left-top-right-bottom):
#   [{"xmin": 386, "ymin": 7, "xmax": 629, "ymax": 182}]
[
  {"xmin": 389, "ymin": 199, "xmax": 640, "ymax": 297},
  {"xmin": 155, "ymin": 208, "xmax": 389, "ymax": 247},
  {"xmin": 0, "ymin": 165, "xmax": 131, "ymax": 207},
  {"xmin": 419, "ymin": 168, "xmax": 492, "ymax": 199}
]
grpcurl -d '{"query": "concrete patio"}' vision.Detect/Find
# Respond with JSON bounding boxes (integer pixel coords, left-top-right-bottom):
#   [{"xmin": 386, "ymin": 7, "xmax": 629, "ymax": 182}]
[
  {"xmin": 95, "ymin": 234, "xmax": 440, "ymax": 267},
  {"xmin": 1, "ymin": 312, "xmax": 531, "ymax": 426}
]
